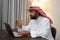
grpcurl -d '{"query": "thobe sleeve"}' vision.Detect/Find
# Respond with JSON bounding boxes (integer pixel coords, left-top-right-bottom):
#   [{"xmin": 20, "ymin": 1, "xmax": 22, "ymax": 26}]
[
  {"xmin": 17, "ymin": 25, "xmax": 30, "ymax": 32},
  {"xmin": 22, "ymin": 25, "xmax": 30, "ymax": 31},
  {"xmin": 30, "ymin": 18, "xmax": 51, "ymax": 38},
  {"xmin": 22, "ymin": 20, "xmax": 33, "ymax": 31},
  {"xmin": 17, "ymin": 20, "xmax": 32, "ymax": 32},
  {"xmin": 17, "ymin": 26, "xmax": 22, "ymax": 32}
]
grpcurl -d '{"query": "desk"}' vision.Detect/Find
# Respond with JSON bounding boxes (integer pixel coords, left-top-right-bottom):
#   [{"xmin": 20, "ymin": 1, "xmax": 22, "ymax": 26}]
[{"xmin": 0, "ymin": 30, "xmax": 47, "ymax": 40}]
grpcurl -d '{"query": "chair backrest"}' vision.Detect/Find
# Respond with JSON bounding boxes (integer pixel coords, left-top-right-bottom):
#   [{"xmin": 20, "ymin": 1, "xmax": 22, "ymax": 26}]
[{"xmin": 51, "ymin": 27, "xmax": 56, "ymax": 39}]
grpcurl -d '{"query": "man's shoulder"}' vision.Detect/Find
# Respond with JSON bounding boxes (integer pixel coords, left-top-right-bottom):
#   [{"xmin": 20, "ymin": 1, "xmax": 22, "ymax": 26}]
[{"xmin": 40, "ymin": 17, "xmax": 50, "ymax": 22}]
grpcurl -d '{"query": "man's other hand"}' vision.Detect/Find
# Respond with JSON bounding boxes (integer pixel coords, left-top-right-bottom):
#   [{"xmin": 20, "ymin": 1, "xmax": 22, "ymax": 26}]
[
  {"xmin": 18, "ymin": 30, "xmax": 30, "ymax": 35},
  {"xmin": 16, "ymin": 20, "xmax": 22, "ymax": 27}
]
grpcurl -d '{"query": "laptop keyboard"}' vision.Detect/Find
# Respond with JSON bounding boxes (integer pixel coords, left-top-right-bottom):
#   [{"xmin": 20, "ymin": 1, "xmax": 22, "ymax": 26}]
[{"xmin": 13, "ymin": 32, "xmax": 22, "ymax": 37}]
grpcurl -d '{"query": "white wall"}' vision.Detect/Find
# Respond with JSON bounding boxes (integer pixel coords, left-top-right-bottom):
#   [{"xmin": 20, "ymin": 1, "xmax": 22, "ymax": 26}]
[{"xmin": 47, "ymin": 0, "xmax": 60, "ymax": 40}]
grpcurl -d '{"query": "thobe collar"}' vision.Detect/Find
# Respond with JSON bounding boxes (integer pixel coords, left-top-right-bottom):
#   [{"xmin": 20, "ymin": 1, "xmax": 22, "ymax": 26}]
[
  {"xmin": 36, "ymin": 16, "xmax": 43, "ymax": 22},
  {"xmin": 31, "ymin": 16, "xmax": 43, "ymax": 23},
  {"xmin": 33, "ymin": 16, "xmax": 42, "ymax": 24}
]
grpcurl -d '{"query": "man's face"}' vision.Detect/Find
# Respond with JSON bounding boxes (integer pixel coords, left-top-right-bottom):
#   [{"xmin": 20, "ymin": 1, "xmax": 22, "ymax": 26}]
[{"xmin": 29, "ymin": 10, "xmax": 37, "ymax": 19}]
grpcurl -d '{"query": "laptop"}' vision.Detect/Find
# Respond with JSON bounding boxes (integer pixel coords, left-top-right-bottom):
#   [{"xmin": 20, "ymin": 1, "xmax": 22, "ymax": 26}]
[{"xmin": 4, "ymin": 22, "xmax": 22, "ymax": 37}]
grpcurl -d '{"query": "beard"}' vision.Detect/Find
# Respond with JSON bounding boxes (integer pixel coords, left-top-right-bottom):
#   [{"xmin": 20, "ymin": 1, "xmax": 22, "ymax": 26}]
[{"xmin": 30, "ymin": 15, "xmax": 37, "ymax": 19}]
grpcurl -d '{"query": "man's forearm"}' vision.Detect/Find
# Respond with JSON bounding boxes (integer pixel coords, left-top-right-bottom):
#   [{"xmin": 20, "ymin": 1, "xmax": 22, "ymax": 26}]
[{"xmin": 18, "ymin": 30, "xmax": 30, "ymax": 35}]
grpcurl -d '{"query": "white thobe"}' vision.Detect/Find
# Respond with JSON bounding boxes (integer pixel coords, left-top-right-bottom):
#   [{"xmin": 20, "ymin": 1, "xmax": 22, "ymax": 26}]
[{"xmin": 17, "ymin": 16, "xmax": 54, "ymax": 40}]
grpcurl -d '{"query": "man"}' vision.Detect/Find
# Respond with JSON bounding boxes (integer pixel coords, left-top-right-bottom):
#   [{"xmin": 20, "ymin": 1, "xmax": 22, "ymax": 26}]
[{"xmin": 16, "ymin": 6, "xmax": 54, "ymax": 40}]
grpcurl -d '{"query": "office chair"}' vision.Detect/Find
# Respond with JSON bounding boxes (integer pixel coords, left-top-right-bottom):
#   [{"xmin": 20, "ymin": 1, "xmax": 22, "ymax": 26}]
[{"xmin": 51, "ymin": 27, "xmax": 56, "ymax": 39}]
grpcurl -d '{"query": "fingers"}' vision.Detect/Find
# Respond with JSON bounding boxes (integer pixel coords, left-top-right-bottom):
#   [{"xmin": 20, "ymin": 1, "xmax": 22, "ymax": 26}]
[{"xmin": 16, "ymin": 19, "xmax": 22, "ymax": 27}]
